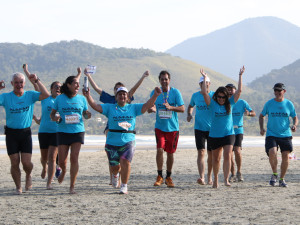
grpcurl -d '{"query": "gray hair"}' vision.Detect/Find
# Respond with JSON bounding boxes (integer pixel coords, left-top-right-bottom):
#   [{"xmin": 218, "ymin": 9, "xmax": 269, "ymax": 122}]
[{"xmin": 11, "ymin": 72, "xmax": 25, "ymax": 82}]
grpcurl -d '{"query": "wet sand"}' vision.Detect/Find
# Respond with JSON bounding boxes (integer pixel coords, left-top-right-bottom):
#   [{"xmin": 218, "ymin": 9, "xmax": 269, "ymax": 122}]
[{"xmin": 0, "ymin": 146, "xmax": 300, "ymax": 224}]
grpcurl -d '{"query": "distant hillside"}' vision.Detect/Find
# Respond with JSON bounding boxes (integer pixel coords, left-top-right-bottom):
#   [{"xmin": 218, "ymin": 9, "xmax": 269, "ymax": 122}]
[
  {"xmin": 166, "ymin": 16, "xmax": 300, "ymax": 84},
  {"xmin": 0, "ymin": 40, "xmax": 249, "ymax": 135}
]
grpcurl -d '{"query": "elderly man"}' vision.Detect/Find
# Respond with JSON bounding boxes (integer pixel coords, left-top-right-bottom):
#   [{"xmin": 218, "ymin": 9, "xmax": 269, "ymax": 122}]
[
  {"xmin": 0, "ymin": 68, "xmax": 49, "ymax": 194},
  {"xmin": 259, "ymin": 83, "xmax": 298, "ymax": 187}
]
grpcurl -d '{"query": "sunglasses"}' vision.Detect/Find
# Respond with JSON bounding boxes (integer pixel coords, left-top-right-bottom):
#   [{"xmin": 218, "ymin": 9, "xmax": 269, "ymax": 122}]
[
  {"xmin": 217, "ymin": 95, "xmax": 226, "ymax": 99},
  {"xmin": 274, "ymin": 89, "xmax": 283, "ymax": 92}
]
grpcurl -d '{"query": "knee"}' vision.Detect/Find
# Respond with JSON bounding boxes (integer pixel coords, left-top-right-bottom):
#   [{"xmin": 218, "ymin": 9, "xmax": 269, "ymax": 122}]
[{"xmin": 157, "ymin": 148, "xmax": 164, "ymax": 155}]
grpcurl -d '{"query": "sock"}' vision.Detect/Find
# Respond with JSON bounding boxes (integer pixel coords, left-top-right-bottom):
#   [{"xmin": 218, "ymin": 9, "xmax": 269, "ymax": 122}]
[
  {"xmin": 166, "ymin": 171, "xmax": 172, "ymax": 178},
  {"xmin": 273, "ymin": 173, "xmax": 278, "ymax": 176},
  {"xmin": 121, "ymin": 183, "xmax": 127, "ymax": 188},
  {"xmin": 157, "ymin": 170, "xmax": 163, "ymax": 177}
]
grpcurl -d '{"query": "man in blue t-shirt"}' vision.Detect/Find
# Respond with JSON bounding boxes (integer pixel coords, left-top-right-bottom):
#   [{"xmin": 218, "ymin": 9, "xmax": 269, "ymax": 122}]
[
  {"xmin": 0, "ymin": 70, "xmax": 50, "ymax": 194},
  {"xmin": 226, "ymin": 83, "xmax": 256, "ymax": 183},
  {"xmin": 187, "ymin": 76, "xmax": 214, "ymax": 185},
  {"xmin": 259, "ymin": 83, "xmax": 298, "ymax": 187},
  {"xmin": 149, "ymin": 70, "xmax": 185, "ymax": 188}
]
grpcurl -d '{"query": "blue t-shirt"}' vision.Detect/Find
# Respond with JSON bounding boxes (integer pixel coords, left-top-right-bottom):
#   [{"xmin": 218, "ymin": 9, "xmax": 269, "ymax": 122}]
[
  {"xmin": 189, "ymin": 91, "xmax": 214, "ymax": 131},
  {"xmin": 150, "ymin": 87, "xmax": 184, "ymax": 132},
  {"xmin": 101, "ymin": 103, "xmax": 143, "ymax": 146},
  {"xmin": 39, "ymin": 96, "xmax": 58, "ymax": 133},
  {"xmin": 261, "ymin": 98, "xmax": 296, "ymax": 137},
  {"xmin": 0, "ymin": 91, "xmax": 40, "ymax": 129},
  {"xmin": 53, "ymin": 94, "xmax": 88, "ymax": 133},
  {"xmin": 209, "ymin": 97, "xmax": 236, "ymax": 138},
  {"xmin": 100, "ymin": 91, "xmax": 134, "ymax": 104},
  {"xmin": 232, "ymin": 99, "xmax": 253, "ymax": 135}
]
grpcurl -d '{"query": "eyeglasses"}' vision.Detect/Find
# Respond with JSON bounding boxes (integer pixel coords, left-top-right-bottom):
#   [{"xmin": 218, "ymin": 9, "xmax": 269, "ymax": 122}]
[{"xmin": 217, "ymin": 95, "xmax": 226, "ymax": 99}]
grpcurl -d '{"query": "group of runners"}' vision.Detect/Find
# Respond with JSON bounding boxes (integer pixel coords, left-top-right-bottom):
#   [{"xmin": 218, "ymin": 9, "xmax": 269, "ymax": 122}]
[{"xmin": 0, "ymin": 64, "xmax": 298, "ymax": 195}]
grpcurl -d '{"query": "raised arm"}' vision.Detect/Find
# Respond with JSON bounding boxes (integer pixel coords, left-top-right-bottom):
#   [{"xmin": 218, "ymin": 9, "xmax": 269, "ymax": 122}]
[
  {"xmin": 23, "ymin": 64, "xmax": 40, "ymax": 91},
  {"xmin": 141, "ymin": 87, "xmax": 161, "ymax": 114},
  {"xmin": 84, "ymin": 68, "xmax": 103, "ymax": 95},
  {"xmin": 28, "ymin": 74, "xmax": 50, "ymax": 100},
  {"xmin": 82, "ymin": 88, "xmax": 103, "ymax": 113},
  {"xmin": 75, "ymin": 67, "xmax": 82, "ymax": 79},
  {"xmin": 128, "ymin": 70, "xmax": 149, "ymax": 99},
  {"xmin": 233, "ymin": 66, "xmax": 245, "ymax": 103},
  {"xmin": 200, "ymin": 69, "xmax": 211, "ymax": 106}
]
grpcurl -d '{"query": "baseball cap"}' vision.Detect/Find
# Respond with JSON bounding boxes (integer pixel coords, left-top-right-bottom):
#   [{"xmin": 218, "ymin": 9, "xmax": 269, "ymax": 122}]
[
  {"xmin": 225, "ymin": 83, "xmax": 236, "ymax": 89},
  {"xmin": 199, "ymin": 76, "xmax": 210, "ymax": 83},
  {"xmin": 273, "ymin": 83, "xmax": 285, "ymax": 91},
  {"xmin": 116, "ymin": 87, "xmax": 128, "ymax": 93}
]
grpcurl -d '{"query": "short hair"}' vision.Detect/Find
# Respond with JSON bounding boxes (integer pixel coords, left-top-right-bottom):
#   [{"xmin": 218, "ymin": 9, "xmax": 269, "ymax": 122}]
[
  {"xmin": 114, "ymin": 82, "xmax": 125, "ymax": 90},
  {"xmin": 159, "ymin": 70, "xmax": 171, "ymax": 80},
  {"xmin": 12, "ymin": 72, "xmax": 25, "ymax": 82}
]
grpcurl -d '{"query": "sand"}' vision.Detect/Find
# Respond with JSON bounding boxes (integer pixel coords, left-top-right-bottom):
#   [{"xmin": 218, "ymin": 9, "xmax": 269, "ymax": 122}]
[{"xmin": 0, "ymin": 146, "xmax": 300, "ymax": 224}]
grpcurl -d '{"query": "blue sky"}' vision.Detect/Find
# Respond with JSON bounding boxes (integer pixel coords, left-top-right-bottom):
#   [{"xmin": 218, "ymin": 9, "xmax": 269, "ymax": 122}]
[{"xmin": 1, "ymin": 0, "xmax": 299, "ymax": 52}]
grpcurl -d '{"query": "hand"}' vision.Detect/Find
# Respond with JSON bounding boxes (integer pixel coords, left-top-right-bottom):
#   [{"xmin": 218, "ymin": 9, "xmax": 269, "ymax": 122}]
[
  {"xmin": 84, "ymin": 68, "xmax": 91, "ymax": 77},
  {"xmin": 154, "ymin": 87, "xmax": 162, "ymax": 96},
  {"xmin": 143, "ymin": 70, "xmax": 150, "ymax": 78},
  {"xmin": 244, "ymin": 109, "xmax": 250, "ymax": 116},
  {"xmin": 0, "ymin": 80, "xmax": 5, "ymax": 90},
  {"xmin": 200, "ymin": 68, "xmax": 207, "ymax": 78},
  {"xmin": 187, "ymin": 114, "xmax": 192, "ymax": 122},
  {"xmin": 291, "ymin": 125, "xmax": 297, "ymax": 132},
  {"xmin": 163, "ymin": 102, "xmax": 172, "ymax": 110},
  {"xmin": 82, "ymin": 87, "xmax": 90, "ymax": 96},
  {"xmin": 83, "ymin": 110, "xmax": 92, "ymax": 119},
  {"xmin": 147, "ymin": 107, "xmax": 156, "ymax": 113},
  {"xmin": 23, "ymin": 64, "xmax": 28, "ymax": 72},
  {"xmin": 77, "ymin": 67, "xmax": 82, "ymax": 75},
  {"xmin": 28, "ymin": 73, "xmax": 38, "ymax": 83},
  {"xmin": 260, "ymin": 128, "xmax": 265, "ymax": 136},
  {"xmin": 53, "ymin": 114, "xmax": 61, "ymax": 122},
  {"xmin": 239, "ymin": 66, "xmax": 245, "ymax": 76}
]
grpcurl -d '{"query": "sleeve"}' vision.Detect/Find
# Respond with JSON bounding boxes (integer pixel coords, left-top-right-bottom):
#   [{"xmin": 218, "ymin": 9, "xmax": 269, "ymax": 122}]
[
  {"xmin": 100, "ymin": 91, "xmax": 115, "ymax": 103},
  {"xmin": 229, "ymin": 96, "xmax": 235, "ymax": 106},
  {"xmin": 53, "ymin": 96, "xmax": 59, "ymax": 110},
  {"xmin": 289, "ymin": 101, "xmax": 297, "ymax": 118},
  {"xmin": 135, "ymin": 103, "xmax": 144, "ymax": 116},
  {"xmin": 261, "ymin": 102, "xmax": 268, "ymax": 116},
  {"xmin": 0, "ymin": 93, "xmax": 5, "ymax": 106},
  {"xmin": 189, "ymin": 93, "xmax": 195, "ymax": 107},
  {"xmin": 101, "ymin": 104, "xmax": 109, "ymax": 117},
  {"xmin": 175, "ymin": 89, "xmax": 184, "ymax": 106},
  {"xmin": 244, "ymin": 100, "xmax": 252, "ymax": 112},
  {"xmin": 32, "ymin": 91, "xmax": 41, "ymax": 103}
]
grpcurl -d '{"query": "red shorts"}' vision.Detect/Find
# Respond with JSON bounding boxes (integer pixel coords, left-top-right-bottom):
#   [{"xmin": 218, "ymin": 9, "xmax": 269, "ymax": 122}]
[{"xmin": 155, "ymin": 128, "xmax": 179, "ymax": 153}]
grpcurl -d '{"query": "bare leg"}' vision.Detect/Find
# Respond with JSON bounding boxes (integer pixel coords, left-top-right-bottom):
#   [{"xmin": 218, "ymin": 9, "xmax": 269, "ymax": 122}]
[
  {"xmin": 223, "ymin": 145, "xmax": 233, "ymax": 186},
  {"xmin": 230, "ymin": 151, "xmax": 235, "ymax": 175},
  {"xmin": 280, "ymin": 151, "xmax": 290, "ymax": 179},
  {"xmin": 212, "ymin": 147, "xmax": 222, "ymax": 188},
  {"xmin": 234, "ymin": 146, "xmax": 242, "ymax": 174},
  {"xmin": 69, "ymin": 142, "xmax": 81, "ymax": 194},
  {"xmin": 207, "ymin": 150, "xmax": 213, "ymax": 185},
  {"xmin": 9, "ymin": 153, "xmax": 22, "ymax": 194},
  {"xmin": 197, "ymin": 149, "xmax": 205, "ymax": 184},
  {"xmin": 120, "ymin": 159, "xmax": 131, "ymax": 184},
  {"xmin": 156, "ymin": 148, "xmax": 164, "ymax": 171},
  {"xmin": 268, "ymin": 147, "xmax": 278, "ymax": 174},
  {"xmin": 40, "ymin": 148, "xmax": 48, "ymax": 179},
  {"xmin": 166, "ymin": 152, "xmax": 174, "ymax": 173},
  {"xmin": 47, "ymin": 146, "xmax": 58, "ymax": 189},
  {"xmin": 58, "ymin": 145, "xmax": 69, "ymax": 184},
  {"xmin": 21, "ymin": 153, "xmax": 33, "ymax": 191}
]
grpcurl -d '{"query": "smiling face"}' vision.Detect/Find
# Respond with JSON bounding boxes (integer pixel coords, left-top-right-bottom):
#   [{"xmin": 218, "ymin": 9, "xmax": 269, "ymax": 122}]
[
  {"xmin": 11, "ymin": 73, "xmax": 25, "ymax": 96},
  {"xmin": 116, "ymin": 91, "xmax": 128, "ymax": 106},
  {"xmin": 274, "ymin": 89, "xmax": 286, "ymax": 102},
  {"xmin": 216, "ymin": 93, "xmax": 226, "ymax": 105},
  {"xmin": 226, "ymin": 86, "xmax": 236, "ymax": 97},
  {"xmin": 114, "ymin": 84, "xmax": 122, "ymax": 96},
  {"xmin": 67, "ymin": 78, "xmax": 80, "ymax": 96},
  {"xmin": 51, "ymin": 82, "xmax": 61, "ymax": 98},
  {"xmin": 159, "ymin": 74, "xmax": 170, "ymax": 91}
]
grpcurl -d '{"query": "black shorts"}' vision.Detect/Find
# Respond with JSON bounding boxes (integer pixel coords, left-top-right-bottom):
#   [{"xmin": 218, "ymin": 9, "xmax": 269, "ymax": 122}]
[
  {"xmin": 57, "ymin": 132, "xmax": 85, "ymax": 146},
  {"xmin": 5, "ymin": 126, "xmax": 32, "ymax": 155},
  {"xmin": 233, "ymin": 134, "xmax": 243, "ymax": 148},
  {"xmin": 194, "ymin": 129, "xmax": 212, "ymax": 151},
  {"xmin": 209, "ymin": 135, "xmax": 235, "ymax": 150},
  {"xmin": 38, "ymin": 133, "xmax": 58, "ymax": 149},
  {"xmin": 265, "ymin": 136, "xmax": 293, "ymax": 156}
]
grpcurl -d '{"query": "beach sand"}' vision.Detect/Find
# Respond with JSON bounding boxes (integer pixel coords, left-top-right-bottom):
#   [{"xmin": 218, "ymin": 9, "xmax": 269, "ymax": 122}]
[{"xmin": 0, "ymin": 146, "xmax": 300, "ymax": 224}]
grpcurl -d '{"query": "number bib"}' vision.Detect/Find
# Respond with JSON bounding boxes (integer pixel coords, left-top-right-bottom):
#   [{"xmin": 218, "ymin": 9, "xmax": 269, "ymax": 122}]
[
  {"xmin": 158, "ymin": 110, "xmax": 172, "ymax": 119},
  {"xmin": 65, "ymin": 114, "xmax": 80, "ymax": 124}
]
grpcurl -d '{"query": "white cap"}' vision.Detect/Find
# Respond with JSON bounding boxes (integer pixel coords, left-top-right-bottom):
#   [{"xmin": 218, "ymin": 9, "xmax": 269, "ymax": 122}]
[
  {"xmin": 116, "ymin": 87, "xmax": 128, "ymax": 93},
  {"xmin": 199, "ymin": 76, "xmax": 210, "ymax": 83}
]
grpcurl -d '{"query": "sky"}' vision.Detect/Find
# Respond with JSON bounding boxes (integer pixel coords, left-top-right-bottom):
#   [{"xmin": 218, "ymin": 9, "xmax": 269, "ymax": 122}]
[{"xmin": 1, "ymin": 0, "xmax": 300, "ymax": 52}]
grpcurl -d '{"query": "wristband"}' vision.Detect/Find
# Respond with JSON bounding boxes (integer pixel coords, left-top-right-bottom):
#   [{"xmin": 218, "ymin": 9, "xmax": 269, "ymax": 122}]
[{"xmin": 34, "ymin": 77, "xmax": 40, "ymax": 83}]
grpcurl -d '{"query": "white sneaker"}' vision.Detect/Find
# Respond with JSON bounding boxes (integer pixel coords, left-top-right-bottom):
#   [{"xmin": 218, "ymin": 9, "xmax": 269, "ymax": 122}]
[
  {"xmin": 112, "ymin": 173, "xmax": 120, "ymax": 188},
  {"xmin": 119, "ymin": 184, "xmax": 128, "ymax": 194}
]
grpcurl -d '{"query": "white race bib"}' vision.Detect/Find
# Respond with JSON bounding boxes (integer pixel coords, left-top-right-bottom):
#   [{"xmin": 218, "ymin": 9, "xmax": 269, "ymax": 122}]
[
  {"xmin": 158, "ymin": 110, "xmax": 172, "ymax": 119},
  {"xmin": 65, "ymin": 114, "xmax": 80, "ymax": 124},
  {"xmin": 118, "ymin": 121, "xmax": 131, "ymax": 131}
]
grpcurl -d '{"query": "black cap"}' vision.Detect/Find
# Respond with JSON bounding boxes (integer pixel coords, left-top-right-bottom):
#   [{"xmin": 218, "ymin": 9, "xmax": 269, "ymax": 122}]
[
  {"xmin": 225, "ymin": 83, "xmax": 236, "ymax": 89},
  {"xmin": 273, "ymin": 83, "xmax": 285, "ymax": 91}
]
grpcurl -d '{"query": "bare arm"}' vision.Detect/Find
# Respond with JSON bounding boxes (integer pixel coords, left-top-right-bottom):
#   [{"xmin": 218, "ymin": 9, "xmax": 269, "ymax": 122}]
[
  {"xmin": 0, "ymin": 80, "xmax": 5, "ymax": 91},
  {"xmin": 128, "ymin": 71, "xmax": 149, "ymax": 99},
  {"xmin": 83, "ymin": 110, "xmax": 91, "ymax": 119},
  {"xmin": 187, "ymin": 104, "xmax": 194, "ymax": 122},
  {"xmin": 28, "ymin": 74, "xmax": 50, "ymax": 101},
  {"xmin": 259, "ymin": 114, "xmax": 265, "ymax": 136},
  {"xmin": 84, "ymin": 68, "xmax": 103, "ymax": 95},
  {"xmin": 233, "ymin": 66, "xmax": 245, "ymax": 103},
  {"xmin": 141, "ymin": 87, "xmax": 161, "ymax": 114},
  {"xmin": 23, "ymin": 64, "xmax": 40, "ymax": 91},
  {"xmin": 32, "ymin": 115, "xmax": 41, "ymax": 125},
  {"xmin": 291, "ymin": 116, "xmax": 299, "ymax": 132},
  {"xmin": 244, "ymin": 109, "xmax": 256, "ymax": 117},
  {"xmin": 50, "ymin": 109, "xmax": 61, "ymax": 122},
  {"xmin": 82, "ymin": 88, "xmax": 103, "ymax": 113},
  {"xmin": 75, "ymin": 67, "xmax": 82, "ymax": 79},
  {"xmin": 200, "ymin": 69, "xmax": 211, "ymax": 106}
]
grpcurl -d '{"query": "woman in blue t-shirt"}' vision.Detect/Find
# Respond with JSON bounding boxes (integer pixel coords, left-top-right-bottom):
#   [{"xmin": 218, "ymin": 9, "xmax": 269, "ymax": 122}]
[
  {"xmin": 50, "ymin": 75, "xmax": 91, "ymax": 194},
  {"xmin": 201, "ymin": 66, "xmax": 245, "ymax": 188}
]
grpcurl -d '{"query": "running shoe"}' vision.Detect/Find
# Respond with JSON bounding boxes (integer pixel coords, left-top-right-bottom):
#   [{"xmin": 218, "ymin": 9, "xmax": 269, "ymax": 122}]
[
  {"xmin": 154, "ymin": 175, "xmax": 164, "ymax": 186},
  {"xmin": 236, "ymin": 172, "xmax": 244, "ymax": 182},
  {"xmin": 269, "ymin": 174, "xmax": 278, "ymax": 186},
  {"xmin": 279, "ymin": 179, "xmax": 288, "ymax": 187},
  {"xmin": 229, "ymin": 174, "xmax": 236, "ymax": 183},
  {"xmin": 112, "ymin": 173, "xmax": 120, "ymax": 188},
  {"xmin": 119, "ymin": 184, "xmax": 128, "ymax": 194},
  {"xmin": 55, "ymin": 167, "xmax": 62, "ymax": 178},
  {"xmin": 165, "ymin": 177, "xmax": 175, "ymax": 188}
]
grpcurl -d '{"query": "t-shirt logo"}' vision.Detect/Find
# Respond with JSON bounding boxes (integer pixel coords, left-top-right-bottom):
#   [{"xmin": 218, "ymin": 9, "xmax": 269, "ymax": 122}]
[{"xmin": 118, "ymin": 121, "xmax": 131, "ymax": 131}]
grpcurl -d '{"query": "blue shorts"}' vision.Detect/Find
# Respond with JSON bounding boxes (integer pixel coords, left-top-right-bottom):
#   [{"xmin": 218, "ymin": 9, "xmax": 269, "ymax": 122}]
[
  {"xmin": 265, "ymin": 136, "xmax": 293, "ymax": 156},
  {"xmin": 105, "ymin": 141, "xmax": 135, "ymax": 166}
]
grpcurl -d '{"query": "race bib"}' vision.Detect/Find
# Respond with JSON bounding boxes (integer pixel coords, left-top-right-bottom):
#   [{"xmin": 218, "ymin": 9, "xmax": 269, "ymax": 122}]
[
  {"xmin": 159, "ymin": 110, "xmax": 172, "ymax": 119},
  {"xmin": 118, "ymin": 121, "xmax": 131, "ymax": 131},
  {"xmin": 65, "ymin": 114, "xmax": 80, "ymax": 124}
]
